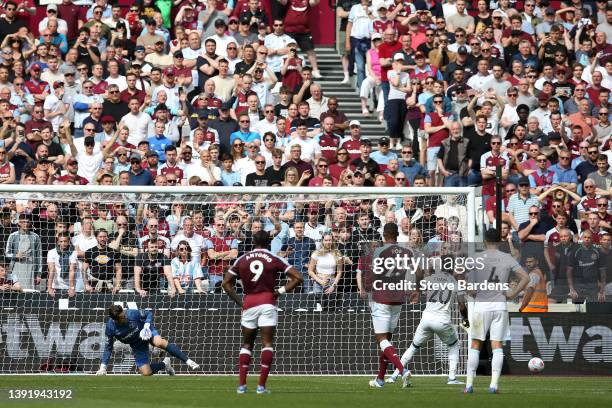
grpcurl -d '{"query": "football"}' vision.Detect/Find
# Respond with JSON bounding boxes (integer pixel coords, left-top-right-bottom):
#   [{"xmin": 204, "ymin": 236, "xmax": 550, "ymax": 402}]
[{"xmin": 528, "ymin": 357, "xmax": 545, "ymax": 373}]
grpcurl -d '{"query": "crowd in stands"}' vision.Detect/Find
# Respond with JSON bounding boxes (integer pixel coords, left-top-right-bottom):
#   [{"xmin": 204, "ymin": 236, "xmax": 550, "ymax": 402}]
[{"xmin": 0, "ymin": 0, "xmax": 610, "ymax": 303}]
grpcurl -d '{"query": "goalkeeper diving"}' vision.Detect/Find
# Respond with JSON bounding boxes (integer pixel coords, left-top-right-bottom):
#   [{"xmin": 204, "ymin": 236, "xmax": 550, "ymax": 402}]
[{"xmin": 96, "ymin": 305, "xmax": 199, "ymax": 376}]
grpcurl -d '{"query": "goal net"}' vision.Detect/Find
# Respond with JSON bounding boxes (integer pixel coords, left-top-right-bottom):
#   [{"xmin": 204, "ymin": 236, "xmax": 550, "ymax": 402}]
[{"xmin": 0, "ymin": 186, "xmax": 476, "ymax": 375}]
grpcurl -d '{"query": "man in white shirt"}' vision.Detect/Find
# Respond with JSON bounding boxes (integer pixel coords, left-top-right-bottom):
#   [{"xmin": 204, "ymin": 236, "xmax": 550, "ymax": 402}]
[
  {"xmin": 234, "ymin": 141, "xmax": 259, "ymax": 185},
  {"xmin": 205, "ymin": 19, "xmax": 237, "ymax": 58},
  {"xmin": 184, "ymin": 149, "xmax": 221, "ymax": 184},
  {"xmin": 43, "ymin": 81, "xmax": 68, "ymax": 134},
  {"xmin": 104, "ymin": 59, "xmax": 127, "ymax": 91},
  {"xmin": 253, "ymin": 104, "xmax": 277, "ymax": 136},
  {"xmin": 285, "ymin": 119, "xmax": 321, "ymax": 163},
  {"xmin": 121, "ymin": 97, "xmax": 153, "ymax": 146},
  {"xmin": 103, "ymin": 4, "xmax": 131, "ymax": 39},
  {"xmin": 170, "ymin": 217, "xmax": 205, "ymax": 263},
  {"xmin": 39, "ymin": 6, "xmax": 68, "ymax": 35},
  {"xmin": 306, "ymin": 83, "xmax": 328, "ymax": 119},
  {"xmin": 41, "ymin": 56, "xmax": 64, "ymax": 86},
  {"xmin": 68, "ymin": 136, "xmax": 104, "ymax": 183},
  {"xmin": 264, "ymin": 19, "xmax": 295, "ymax": 76}
]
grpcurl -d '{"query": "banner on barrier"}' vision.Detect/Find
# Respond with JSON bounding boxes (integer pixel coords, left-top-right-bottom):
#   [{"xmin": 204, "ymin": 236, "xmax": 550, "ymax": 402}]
[
  {"xmin": 505, "ymin": 314, "xmax": 612, "ymax": 375},
  {"xmin": 0, "ymin": 294, "xmax": 610, "ymax": 375}
]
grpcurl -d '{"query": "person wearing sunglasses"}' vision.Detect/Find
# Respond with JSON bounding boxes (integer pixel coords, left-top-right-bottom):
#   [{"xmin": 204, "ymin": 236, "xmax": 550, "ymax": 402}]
[
  {"xmin": 527, "ymin": 154, "xmax": 555, "ymax": 195},
  {"xmin": 480, "ymin": 135, "xmax": 510, "ymax": 206},
  {"xmin": 171, "ymin": 240, "xmax": 205, "ymax": 294},
  {"xmin": 253, "ymin": 104, "xmax": 277, "ymax": 135},
  {"xmin": 245, "ymin": 154, "xmax": 271, "ymax": 186},
  {"xmin": 230, "ymin": 112, "xmax": 261, "ymax": 147}
]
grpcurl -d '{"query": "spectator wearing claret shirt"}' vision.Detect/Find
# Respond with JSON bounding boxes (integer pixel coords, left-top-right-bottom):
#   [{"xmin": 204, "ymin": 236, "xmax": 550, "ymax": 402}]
[
  {"xmin": 316, "ymin": 117, "xmax": 341, "ymax": 165},
  {"xmin": 329, "ymin": 148, "xmax": 353, "ymax": 181},
  {"xmin": 309, "ymin": 157, "xmax": 337, "ymax": 186}
]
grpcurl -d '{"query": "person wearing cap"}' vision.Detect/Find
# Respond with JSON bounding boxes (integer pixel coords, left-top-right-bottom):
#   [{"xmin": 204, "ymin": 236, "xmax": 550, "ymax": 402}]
[
  {"xmin": 507, "ymin": 176, "xmax": 541, "ymax": 229},
  {"xmin": 144, "ymin": 39, "xmax": 174, "ymax": 68},
  {"xmin": 65, "ymin": 132, "xmax": 104, "ymax": 183},
  {"xmin": 38, "ymin": 4, "xmax": 72, "ymax": 36},
  {"xmin": 127, "ymin": 154, "xmax": 154, "ymax": 186},
  {"xmin": 370, "ymin": 136, "xmax": 398, "ymax": 165},
  {"xmin": 535, "ymin": 7, "xmax": 558, "ymax": 40},
  {"xmin": 25, "ymin": 63, "xmax": 51, "ymax": 106},
  {"xmin": 136, "ymin": 18, "xmax": 165, "ymax": 54},
  {"xmin": 340, "ymin": 120, "xmax": 363, "ymax": 160},
  {"xmin": 60, "ymin": 64, "xmax": 79, "ymax": 101},
  {"xmin": 234, "ymin": 16, "xmax": 259, "ymax": 47},
  {"xmin": 209, "ymin": 102, "xmax": 239, "ymax": 155},
  {"xmin": 205, "ymin": 19, "xmax": 237, "ymax": 59},
  {"xmin": 280, "ymin": 0, "xmax": 322, "ymax": 79},
  {"xmin": 144, "ymin": 150, "xmax": 161, "ymax": 178},
  {"xmin": 263, "ymin": 19, "xmax": 296, "ymax": 77}
]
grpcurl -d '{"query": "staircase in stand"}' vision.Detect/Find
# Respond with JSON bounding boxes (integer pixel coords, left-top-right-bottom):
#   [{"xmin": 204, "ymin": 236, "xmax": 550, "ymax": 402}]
[{"xmin": 314, "ymin": 47, "xmax": 387, "ymax": 141}]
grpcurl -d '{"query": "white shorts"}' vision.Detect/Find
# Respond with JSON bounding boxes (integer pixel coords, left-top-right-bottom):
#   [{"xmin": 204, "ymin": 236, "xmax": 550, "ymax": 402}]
[
  {"xmin": 427, "ymin": 147, "xmax": 440, "ymax": 171},
  {"xmin": 369, "ymin": 299, "xmax": 403, "ymax": 334},
  {"xmin": 412, "ymin": 315, "xmax": 458, "ymax": 346},
  {"xmin": 470, "ymin": 310, "xmax": 510, "ymax": 342},
  {"xmin": 241, "ymin": 304, "xmax": 278, "ymax": 329}
]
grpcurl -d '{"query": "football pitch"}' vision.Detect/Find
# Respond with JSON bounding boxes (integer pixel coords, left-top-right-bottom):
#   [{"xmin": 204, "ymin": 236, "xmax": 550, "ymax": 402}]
[{"xmin": 0, "ymin": 376, "xmax": 610, "ymax": 408}]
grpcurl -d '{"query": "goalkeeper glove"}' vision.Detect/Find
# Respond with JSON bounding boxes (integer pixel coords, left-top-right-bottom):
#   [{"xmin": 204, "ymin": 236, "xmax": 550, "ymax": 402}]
[
  {"xmin": 96, "ymin": 364, "xmax": 107, "ymax": 376},
  {"xmin": 460, "ymin": 318, "xmax": 470, "ymax": 331},
  {"xmin": 139, "ymin": 323, "xmax": 152, "ymax": 341}
]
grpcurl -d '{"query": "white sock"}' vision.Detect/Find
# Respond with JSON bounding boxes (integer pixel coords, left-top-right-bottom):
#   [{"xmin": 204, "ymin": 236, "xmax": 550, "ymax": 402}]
[
  {"xmin": 391, "ymin": 344, "xmax": 418, "ymax": 379},
  {"xmin": 466, "ymin": 348, "xmax": 480, "ymax": 387},
  {"xmin": 490, "ymin": 348, "xmax": 504, "ymax": 388},
  {"xmin": 401, "ymin": 344, "xmax": 417, "ymax": 366},
  {"xmin": 448, "ymin": 342, "xmax": 459, "ymax": 380}
]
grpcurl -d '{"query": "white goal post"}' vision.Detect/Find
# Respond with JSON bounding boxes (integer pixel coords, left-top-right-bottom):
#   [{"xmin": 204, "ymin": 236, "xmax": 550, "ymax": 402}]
[{"xmin": 0, "ymin": 186, "xmax": 476, "ymax": 375}]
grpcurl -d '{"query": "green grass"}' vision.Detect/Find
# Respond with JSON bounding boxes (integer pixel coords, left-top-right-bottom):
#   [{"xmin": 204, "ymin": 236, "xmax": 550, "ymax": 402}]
[{"xmin": 0, "ymin": 375, "xmax": 610, "ymax": 408}]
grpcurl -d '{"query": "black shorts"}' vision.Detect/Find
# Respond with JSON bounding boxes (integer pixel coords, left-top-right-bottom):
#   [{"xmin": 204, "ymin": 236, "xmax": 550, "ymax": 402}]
[{"xmin": 287, "ymin": 32, "xmax": 314, "ymax": 52}]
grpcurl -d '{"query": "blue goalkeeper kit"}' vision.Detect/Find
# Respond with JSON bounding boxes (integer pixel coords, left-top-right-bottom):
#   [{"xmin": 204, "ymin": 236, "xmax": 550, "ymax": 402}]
[{"xmin": 101, "ymin": 309, "xmax": 160, "ymax": 368}]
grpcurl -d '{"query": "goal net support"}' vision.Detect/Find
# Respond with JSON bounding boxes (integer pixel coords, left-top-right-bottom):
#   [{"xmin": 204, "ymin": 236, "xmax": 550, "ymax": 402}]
[{"xmin": 0, "ymin": 186, "xmax": 476, "ymax": 375}]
